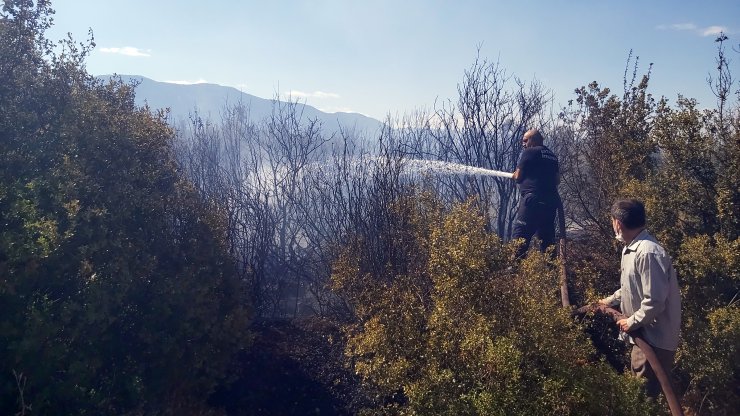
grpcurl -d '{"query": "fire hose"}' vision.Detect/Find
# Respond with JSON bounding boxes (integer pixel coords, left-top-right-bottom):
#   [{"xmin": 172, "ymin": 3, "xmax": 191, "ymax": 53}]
[
  {"xmin": 573, "ymin": 304, "xmax": 684, "ymax": 416},
  {"xmin": 556, "ymin": 200, "xmax": 681, "ymax": 415},
  {"xmin": 556, "ymin": 197, "xmax": 570, "ymax": 308}
]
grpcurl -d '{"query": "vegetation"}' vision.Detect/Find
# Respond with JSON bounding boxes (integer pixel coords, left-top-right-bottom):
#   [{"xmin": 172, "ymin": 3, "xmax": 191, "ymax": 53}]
[
  {"xmin": 555, "ymin": 42, "xmax": 739, "ymax": 414},
  {"xmin": 1, "ymin": 1, "xmax": 737, "ymax": 415},
  {"xmin": 1, "ymin": 1, "xmax": 251, "ymax": 414},
  {"xmin": 332, "ymin": 199, "xmax": 654, "ymax": 415}
]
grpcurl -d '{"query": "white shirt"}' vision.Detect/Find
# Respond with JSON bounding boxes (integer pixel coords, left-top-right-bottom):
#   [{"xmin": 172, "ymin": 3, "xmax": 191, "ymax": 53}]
[{"xmin": 604, "ymin": 229, "xmax": 681, "ymax": 351}]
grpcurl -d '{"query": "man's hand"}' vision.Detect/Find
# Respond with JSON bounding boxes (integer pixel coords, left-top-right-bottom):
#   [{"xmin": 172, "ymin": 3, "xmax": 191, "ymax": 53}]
[
  {"xmin": 598, "ymin": 298, "xmax": 610, "ymax": 306},
  {"xmin": 617, "ymin": 318, "xmax": 631, "ymax": 332}
]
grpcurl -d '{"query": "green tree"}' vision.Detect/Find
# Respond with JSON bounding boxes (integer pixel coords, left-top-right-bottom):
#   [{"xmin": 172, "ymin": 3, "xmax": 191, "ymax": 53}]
[
  {"xmin": 558, "ymin": 43, "xmax": 739, "ymax": 414},
  {"xmin": 0, "ymin": 1, "xmax": 251, "ymax": 414},
  {"xmin": 557, "ymin": 56, "xmax": 657, "ymax": 243}
]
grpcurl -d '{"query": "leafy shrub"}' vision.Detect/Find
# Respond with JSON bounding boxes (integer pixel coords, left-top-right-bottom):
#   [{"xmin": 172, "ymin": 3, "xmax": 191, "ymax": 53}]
[{"xmin": 333, "ymin": 199, "xmax": 655, "ymax": 415}]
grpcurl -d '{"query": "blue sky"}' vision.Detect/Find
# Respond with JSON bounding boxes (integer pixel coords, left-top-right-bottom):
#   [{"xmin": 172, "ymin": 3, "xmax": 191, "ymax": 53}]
[{"xmin": 48, "ymin": 1, "xmax": 740, "ymax": 120}]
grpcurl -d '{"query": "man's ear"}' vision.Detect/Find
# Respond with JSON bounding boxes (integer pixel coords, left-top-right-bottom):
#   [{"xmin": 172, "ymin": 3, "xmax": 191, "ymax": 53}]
[{"xmin": 613, "ymin": 218, "xmax": 624, "ymax": 232}]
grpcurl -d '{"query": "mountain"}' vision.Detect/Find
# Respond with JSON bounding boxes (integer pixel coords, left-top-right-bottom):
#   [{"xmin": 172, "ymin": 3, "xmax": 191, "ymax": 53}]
[{"xmin": 100, "ymin": 75, "xmax": 384, "ymax": 135}]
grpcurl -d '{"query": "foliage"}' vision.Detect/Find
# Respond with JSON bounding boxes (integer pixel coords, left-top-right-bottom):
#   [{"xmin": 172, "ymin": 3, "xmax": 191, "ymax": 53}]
[
  {"xmin": 555, "ymin": 55, "xmax": 657, "ymax": 241},
  {"xmin": 324, "ymin": 38, "xmax": 740, "ymax": 415},
  {"xmin": 425, "ymin": 52, "xmax": 550, "ymax": 239},
  {"xmin": 7, "ymin": 1, "xmax": 735, "ymax": 412},
  {"xmin": 673, "ymin": 235, "xmax": 739, "ymax": 415},
  {"xmin": 333, "ymin": 199, "xmax": 655, "ymax": 415},
  {"xmin": 558, "ymin": 39, "xmax": 739, "ymax": 414},
  {"xmin": 0, "ymin": 1, "xmax": 251, "ymax": 414}
]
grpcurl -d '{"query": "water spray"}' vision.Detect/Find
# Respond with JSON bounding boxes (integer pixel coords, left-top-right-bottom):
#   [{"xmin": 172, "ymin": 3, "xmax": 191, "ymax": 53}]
[
  {"xmin": 401, "ymin": 159, "xmax": 514, "ymax": 179},
  {"xmin": 401, "ymin": 159, "xmax": 684, "ymax": 413}
]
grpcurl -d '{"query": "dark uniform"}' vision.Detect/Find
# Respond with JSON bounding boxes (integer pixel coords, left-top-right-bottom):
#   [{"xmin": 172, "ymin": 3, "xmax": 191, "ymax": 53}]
[{"xmin": 512, "ymin": 145, "xmax": 560, "ymax": 259}]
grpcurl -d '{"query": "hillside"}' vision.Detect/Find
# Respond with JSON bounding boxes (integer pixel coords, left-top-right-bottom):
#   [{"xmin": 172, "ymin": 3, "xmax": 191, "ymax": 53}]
[{"xmin": 100, "ymin": 75, "xmax": 384, "ymax": 135}]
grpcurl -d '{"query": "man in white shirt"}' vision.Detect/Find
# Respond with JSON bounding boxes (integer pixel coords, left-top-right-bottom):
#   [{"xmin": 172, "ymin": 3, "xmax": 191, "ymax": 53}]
[{"xmin": 600, "ymin": 199, "xmax": 681, "ymax": 398}]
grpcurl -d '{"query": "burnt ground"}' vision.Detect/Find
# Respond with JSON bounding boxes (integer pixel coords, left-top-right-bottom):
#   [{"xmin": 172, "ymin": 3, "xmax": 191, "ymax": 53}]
[{"xmin": 209, "ymin": 318, "xmax": 379, "ymax": 416}]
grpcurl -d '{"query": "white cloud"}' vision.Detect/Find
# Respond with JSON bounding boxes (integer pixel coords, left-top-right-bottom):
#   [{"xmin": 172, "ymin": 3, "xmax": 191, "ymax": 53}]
[
  {"xmin": 312, "ymin": 91, "xmax": 341, "ymax": 99},
  {"xmin": 657, "ymin": 22, "xmax": 730, "ymax": 37},
  {"xmin": 163, "ymin": 79, "xmax": 209, "ymax": 85},
  {"xmin": 702, "ymin": 25, "xmax": 728, "ymax": 37},
  {"xmin": 284, "ymin": 90, "xmax": 340, "ymax": 99},
  {"xmin": 671, "ymin": 23, "xmax": 697, "ymax": 31},
  {"xmin": 317, "ymin": 106, "xmax": 357, "ymax": 114},
  {"xmin": 99, "ymin": 46, "xmax": 151, "ymax": 57}
]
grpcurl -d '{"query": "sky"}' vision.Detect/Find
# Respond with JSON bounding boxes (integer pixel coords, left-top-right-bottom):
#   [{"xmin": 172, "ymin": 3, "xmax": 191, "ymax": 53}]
[{"xmin": 47, "ymin": 0, "xmax": 740, "ymax": 121}]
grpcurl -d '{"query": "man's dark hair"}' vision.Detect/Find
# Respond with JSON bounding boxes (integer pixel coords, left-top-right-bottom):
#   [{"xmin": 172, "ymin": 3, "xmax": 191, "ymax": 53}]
[{"xmin": 610, "ymin": 199, "xmax": 646, "ymax": 229}]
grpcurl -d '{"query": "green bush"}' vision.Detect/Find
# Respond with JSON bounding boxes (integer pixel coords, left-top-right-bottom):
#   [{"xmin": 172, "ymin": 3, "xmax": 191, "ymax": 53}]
[{"xmin": 333, "ymin": 199, "xmax": 655, "ymax": 415}]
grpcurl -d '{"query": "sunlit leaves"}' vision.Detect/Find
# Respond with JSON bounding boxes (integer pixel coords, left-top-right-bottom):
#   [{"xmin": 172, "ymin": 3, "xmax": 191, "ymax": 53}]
[{"xmin": 334, "ymin": 198, "xmax": 653, "ymax": 415}]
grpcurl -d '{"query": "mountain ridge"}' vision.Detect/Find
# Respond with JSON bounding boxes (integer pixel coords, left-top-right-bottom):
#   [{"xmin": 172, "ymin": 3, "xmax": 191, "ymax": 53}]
[{"xmin": 99, "ymin": 75, "xmax": 384, "ymax": 134}]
